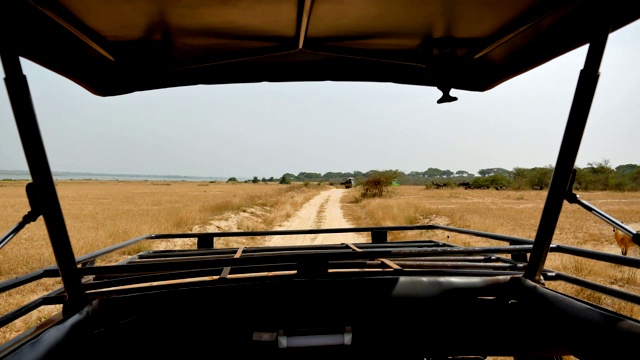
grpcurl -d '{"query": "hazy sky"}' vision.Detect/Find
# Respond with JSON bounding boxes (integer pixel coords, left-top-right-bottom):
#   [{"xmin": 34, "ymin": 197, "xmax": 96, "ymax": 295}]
[{"xmin": 1, "ymin": 20, "xmax": 639, "ymax": 179}]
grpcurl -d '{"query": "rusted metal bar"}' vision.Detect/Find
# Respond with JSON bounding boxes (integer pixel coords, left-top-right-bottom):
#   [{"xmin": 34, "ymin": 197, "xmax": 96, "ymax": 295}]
[
  {"xmin": 346, "ymin": 243, "xmax": 362, "ymax": 252},
  {"xmin": 220, "ymin": 246, "xmax": 244, "ymax": 278},
  {"xmin": 377, "ymin": 258, "xmax": 402, "ymax": 270}
]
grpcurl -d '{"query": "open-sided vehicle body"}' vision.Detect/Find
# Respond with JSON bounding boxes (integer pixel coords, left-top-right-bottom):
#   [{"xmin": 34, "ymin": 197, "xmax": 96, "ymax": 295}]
[{"xmin": 1, "ymin": 1, "xmax": 640, "ymax": 359}]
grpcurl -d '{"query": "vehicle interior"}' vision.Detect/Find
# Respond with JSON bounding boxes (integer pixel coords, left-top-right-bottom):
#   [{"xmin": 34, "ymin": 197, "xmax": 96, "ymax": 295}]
[{"xmin": 1, "ymin": 1, "xmax": 640, "ymax": 359}]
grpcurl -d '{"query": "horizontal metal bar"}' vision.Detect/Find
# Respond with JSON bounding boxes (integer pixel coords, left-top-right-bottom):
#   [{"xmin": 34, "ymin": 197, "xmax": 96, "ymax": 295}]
[
  {"xmin": 550, "ymin": 244, "xmax": 640, "ymax": 268},
  {"xmin": 546, "ymin": 272, "xmax": 640, "ymax": 306},
  {"xmin": 73, "ymin": 234, "xmax": 151, "ymax": 265},
  {"xmin": 391, "ymin": 261, "xmax": 524, "ymax": 270},
  {"xmin": 78, "ymin": 245, "xmax": 533, "ymax": 277},
  {"xmin": 136, "ymin": 242, "xmax": 448, "ymax": 262},
  {"xmin": 84, "ymin": 269, "xmax": 526, "ymax": 298},
  {"xmin": 0, "ymin": 294, "xmax": 65, "ymax": 329},
  {"xmin": 148, "ymin": 224, "xmax": 534, "ymax": 245},
  {"xmin": 0, "ymin": 268, "xmax": 59, "ymax": 295},
  {"xmin": 129, "ymin": 245, "xmax": 533, "ymax": 267},
  {"xmin": 389, "ymin": 256, "xmax": 492, "ymax": 262},
  {"xmin": 136, "ymin": 243, "xmax": 359, "ymax": 260}
]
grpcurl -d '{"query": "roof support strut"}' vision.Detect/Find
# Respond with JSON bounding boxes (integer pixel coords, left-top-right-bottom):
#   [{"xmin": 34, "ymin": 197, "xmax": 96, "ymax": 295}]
[
  {"xmin": 1, "ymin": 53, "xmax": 86, "ymax": 310},
  {"xmin": 523, "ymin": 20, "xmax": 612, "ymax": 283},
  {"xmin": 297, "ymin": 0, "xmax": 313, "ymax": 49}
]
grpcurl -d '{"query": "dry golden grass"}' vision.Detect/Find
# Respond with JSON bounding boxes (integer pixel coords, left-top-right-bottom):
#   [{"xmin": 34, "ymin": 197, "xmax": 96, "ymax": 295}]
[
  {"xmin": 2, "ymin": 181, "xmax": 640, "ymax": 355},
  {"xmin": 0, "ymin": 180, "xmax": 327, "ymax": 342},
  {"xmin": 342, "ymin": 186, "xmax": 640, "ymax": 321}
]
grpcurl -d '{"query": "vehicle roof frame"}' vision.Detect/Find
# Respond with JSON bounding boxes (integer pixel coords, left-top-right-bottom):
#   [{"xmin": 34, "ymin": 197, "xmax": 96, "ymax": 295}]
[
  {"xmin": 523, "ymin": 16, "xmax": 612, "ymax": 282},
  {"xmin": 2, "ymin": 2, "xmax": 640, "ymax": 358}
]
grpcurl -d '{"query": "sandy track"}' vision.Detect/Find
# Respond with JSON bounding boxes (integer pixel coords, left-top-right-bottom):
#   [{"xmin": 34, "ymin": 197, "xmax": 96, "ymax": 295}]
[{"xmin": 266, "ymin": 188, "xmax": 367, "ymax": 246}]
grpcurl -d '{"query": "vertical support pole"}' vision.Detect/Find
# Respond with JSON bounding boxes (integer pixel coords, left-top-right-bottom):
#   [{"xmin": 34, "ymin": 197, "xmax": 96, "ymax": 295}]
[
  {"xmin": 371, "ymin": 230, "xmax": 387, "ymax": 244},
  {"xmin": 197, "ymin": 234, "xmax": 214, "ymax": 249},
  {"xmin": 1, "ymin": 54, "xmax": 86, "ymax": 309},
  {"xmin": 523, "ymin": 22, "xmax": 611, "ymax": 283}
]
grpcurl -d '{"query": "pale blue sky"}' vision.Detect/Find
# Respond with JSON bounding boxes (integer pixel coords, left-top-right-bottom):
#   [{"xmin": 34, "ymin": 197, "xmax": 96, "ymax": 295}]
[{"xmin": 1, "ymin": 20, "xmax": 639, "ymax": 179}]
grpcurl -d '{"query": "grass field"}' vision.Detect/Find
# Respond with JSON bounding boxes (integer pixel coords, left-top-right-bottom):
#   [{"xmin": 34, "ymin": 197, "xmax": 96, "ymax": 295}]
[
  {"xmin": 341, "ymin": 186, "xmax": 640, "ymax": 319},
  {"xmin": 2, "ymin": 181, "xmax": 640, "ymax": 346},
  {"xmin": 0, "ymin": 180, "xmax": 327, "ymax": 342}
]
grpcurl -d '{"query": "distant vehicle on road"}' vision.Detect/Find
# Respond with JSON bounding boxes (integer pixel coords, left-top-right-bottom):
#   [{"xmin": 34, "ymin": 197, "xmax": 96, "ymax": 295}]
[{"xmin": 340, "ymin": 177, "xmax": 355, "ymax": 189}]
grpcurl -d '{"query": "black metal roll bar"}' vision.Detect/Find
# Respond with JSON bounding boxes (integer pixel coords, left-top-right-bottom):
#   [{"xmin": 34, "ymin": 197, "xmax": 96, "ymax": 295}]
[
  {"xmin": 524, "ymin": 18, "xmax": 612, "ymax": 282},
  {"xmin": 1, "ymin": 53, "xmax": 86, "ymax": 311}
]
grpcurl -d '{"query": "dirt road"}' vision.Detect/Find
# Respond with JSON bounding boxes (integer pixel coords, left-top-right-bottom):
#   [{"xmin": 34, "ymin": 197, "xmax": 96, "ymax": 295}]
[{"xmin": 266, "ymin": 188, "xmax": 367, "ymax": 246}]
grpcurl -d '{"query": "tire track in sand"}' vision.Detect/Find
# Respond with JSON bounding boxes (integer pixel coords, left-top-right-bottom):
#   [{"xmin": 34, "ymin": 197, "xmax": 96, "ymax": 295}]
[{"xmin": 266, "ymin": 188, "xmax": 366, "ymax": 246}]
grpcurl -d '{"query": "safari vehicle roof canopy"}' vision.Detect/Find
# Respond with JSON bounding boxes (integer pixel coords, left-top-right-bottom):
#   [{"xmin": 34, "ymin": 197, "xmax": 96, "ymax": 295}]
[
  {"xmin": 2, "ymin": 1, "xmax": 640, "ymax": 359},
  {"xmin": 1, "ymin": 0, "xmax": 639, "ymax": 97}
]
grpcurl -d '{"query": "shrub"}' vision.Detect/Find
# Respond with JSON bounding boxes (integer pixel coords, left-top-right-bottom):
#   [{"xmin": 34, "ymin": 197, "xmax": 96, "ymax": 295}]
[
  {"xmin": 279, "ymin": 175, "xmax": 291, "ymax": 185},
  {"xmin": 359, "ymin": 172, "xmax": 397, "ymax": 198}
]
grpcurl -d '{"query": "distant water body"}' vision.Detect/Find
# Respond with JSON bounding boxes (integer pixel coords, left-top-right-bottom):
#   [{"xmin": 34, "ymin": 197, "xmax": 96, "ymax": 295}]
[{"xmin": 0, "ymin": 169, "xmax": 231, "ymax": 182}]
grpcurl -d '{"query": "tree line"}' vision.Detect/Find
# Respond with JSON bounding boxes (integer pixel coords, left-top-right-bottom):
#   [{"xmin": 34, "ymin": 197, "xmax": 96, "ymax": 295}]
[{"xmin": 227, "ymin": 160, "xmax": 640, "ymax": 191}]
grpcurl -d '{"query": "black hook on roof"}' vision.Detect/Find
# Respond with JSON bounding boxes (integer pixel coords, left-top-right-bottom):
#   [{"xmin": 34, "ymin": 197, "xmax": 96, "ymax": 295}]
[{"xmin": 437, "ymin": 86, "xmax": 458, "ymax": 104}]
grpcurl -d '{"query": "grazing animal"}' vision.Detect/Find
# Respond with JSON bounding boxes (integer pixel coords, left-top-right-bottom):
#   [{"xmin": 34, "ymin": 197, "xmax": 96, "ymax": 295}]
[
  {"xmin": 432, "ymin": 182, "xmax": 445, "ymax": 189},
  {"xmin": 459, "ymin": 182, "xmax": 472, "ymax": 190},
  {"xmin": 613, "ymin": 222, "xmax": 640, "ymax": 256}
]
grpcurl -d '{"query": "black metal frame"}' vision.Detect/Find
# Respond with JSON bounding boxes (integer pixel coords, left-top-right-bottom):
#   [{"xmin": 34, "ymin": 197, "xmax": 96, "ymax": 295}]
[
  {"xmin": 1, "ymin": 53, "xmax": 86, "ymax": 311},
  {"xmin": 2, "ymin": 5, "xmax": 640, "ymax": 358},
  {"xmin": 3, "ymin": 221, "xmax": 640, "ymax": 333},
  {"xmin": 523, "ymin": 19, "xmax": 612, "ymax": 282}
]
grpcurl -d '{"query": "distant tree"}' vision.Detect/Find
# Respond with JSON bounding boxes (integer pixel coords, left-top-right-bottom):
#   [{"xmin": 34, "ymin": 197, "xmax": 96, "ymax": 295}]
[
  {"xmin": 455, "ymin": 170, "xmax": 470, "ymax": 177},
  {"xmin": 478, "ymin": 167, "xmax": 512, "ymax": 177},
  {"xmin": 227, "ymin": 177, "xmax": 238, "ymax": 182},
  {"xmin": 268, "ymin": 177, "xmax": 275, "ymax": 182},
  {"xmin": 251, "ymin": 176, "xmax": 260, "ymax": 183},
  {"xmin": 297, "ymin": 172, "xmax": 322, "ymax": 180},
  {"xmin": 441, "ymin": 170, "xmax": 454, "ymax": 178},
  {"xmin": 511, "ymin": 167, "xmax": 530, "ymax": 190},
  {"xmin": 587, "ymin": 159, "xmax": 615, "ymax": 190},
  {"xmin": 424, "ymin": 168, "xmax": 443, "ymax": 178},
  {"xmin": 574, "ymin": 167, "xmax": 593, "ymax": 191},
  {"xmin": 615, "ymin": 164, "xmax": 639, "ymax": 174},
  {"xmin": 282, "ymin": 173, "xmax": 296, "ymax": 181},
  {"xmin": 279, "ymin": 175, "xmax": 291, "ymax": 184},
  {"xmin": 629, "ymin": 167, "xmax": 640, "ymax": 191},
  {"xmin": 261, "ymin": 177, "xmax": 267, "ymax": 183},
  {"xmin": 322, "ymin": 172, "xmax": 343, "ymax": 180},
  {"xmin": 528, "ymin": 166, "xmax": 553, "ymax": 189}
]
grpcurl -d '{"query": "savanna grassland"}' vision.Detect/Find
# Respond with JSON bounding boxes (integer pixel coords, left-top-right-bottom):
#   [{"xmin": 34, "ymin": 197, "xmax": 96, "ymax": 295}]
[
  {"xmin": 1, "ymin": 180, "xmax": 640, "ymax": 348},
  {"xmin": 341, "ymin": 185, "xmax": 640, "ymax": 319},
  {"xmin": 0, "ymin": 180, "xmax": 328, "ymax": 342}
]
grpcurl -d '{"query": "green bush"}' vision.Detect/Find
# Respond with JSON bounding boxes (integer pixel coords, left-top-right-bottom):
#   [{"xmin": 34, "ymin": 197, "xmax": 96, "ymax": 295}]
[
  {"xmin": 279, "ymin": 175, "xmax": 291, "ymax": 185},
  {"xmin": 359, "ymin": 171, "xmax": 398, "ymax": 198}
]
